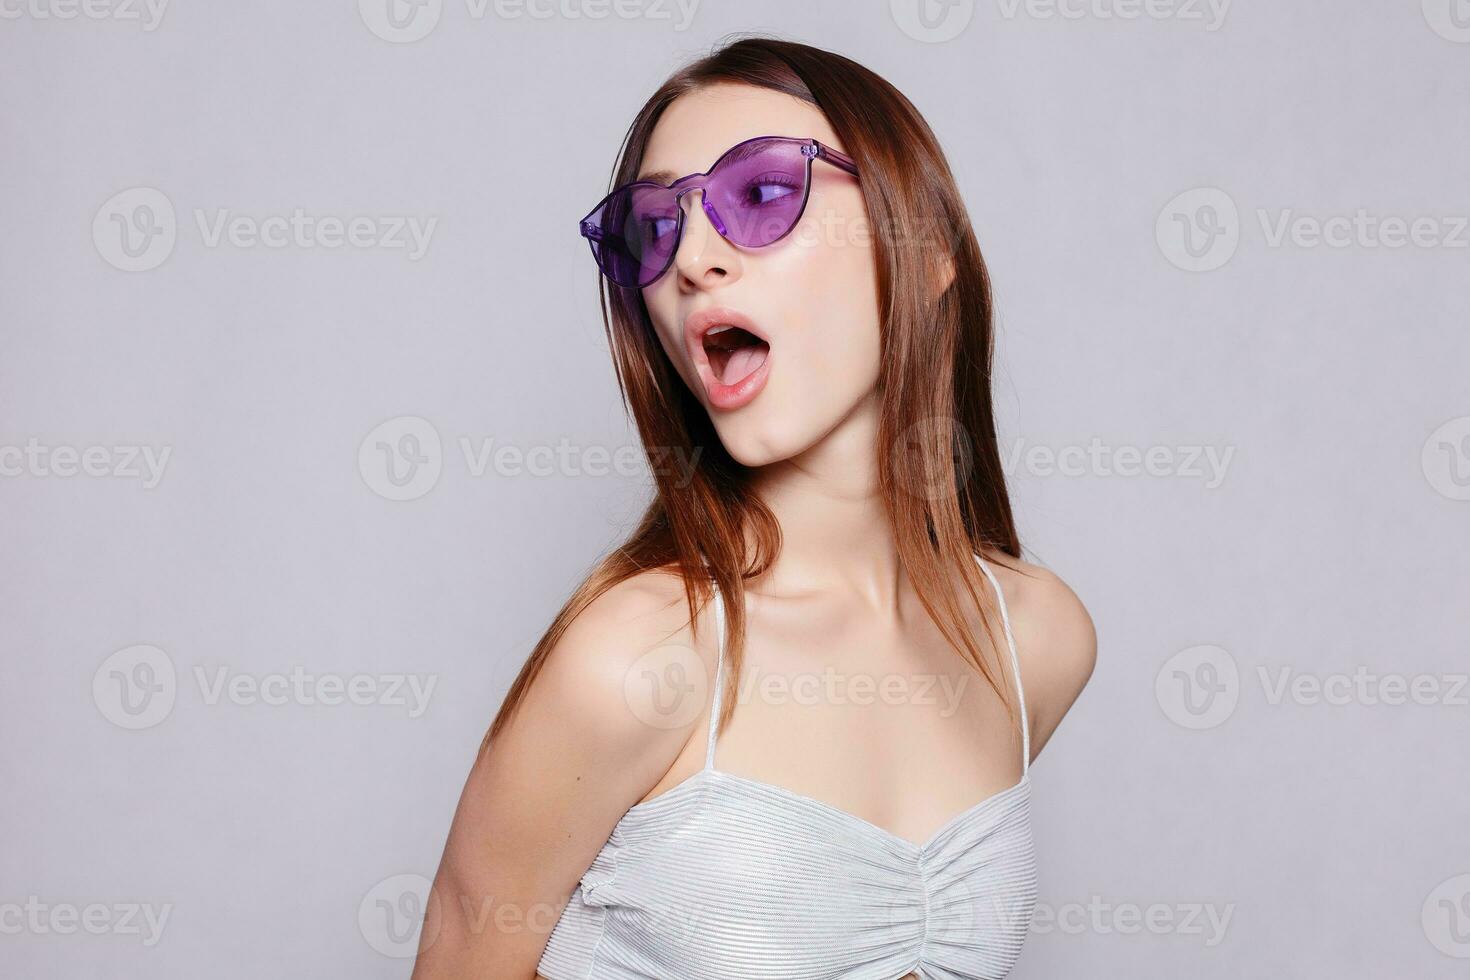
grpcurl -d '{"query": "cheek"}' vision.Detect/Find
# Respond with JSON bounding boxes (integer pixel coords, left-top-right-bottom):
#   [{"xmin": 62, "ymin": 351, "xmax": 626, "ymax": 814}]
[
  {"xmin": 643, "ymin": 295, "xmax": 696, "ymax": 389},
  {"xmin": 781, "ymin": 215, "xmax": 882, "ymax": 400}
]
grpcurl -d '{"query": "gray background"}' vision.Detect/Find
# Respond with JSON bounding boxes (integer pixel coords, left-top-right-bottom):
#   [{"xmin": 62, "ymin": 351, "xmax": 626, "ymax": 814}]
[{"xmin": 3, "ymin": 1, "xmax": 1468, "ymax": 977}]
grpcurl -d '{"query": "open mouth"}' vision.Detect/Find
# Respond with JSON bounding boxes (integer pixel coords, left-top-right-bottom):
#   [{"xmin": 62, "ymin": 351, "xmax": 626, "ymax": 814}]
[{"xmin": 702, "ymin": 324, "xmax": 770, "ymax": 385}]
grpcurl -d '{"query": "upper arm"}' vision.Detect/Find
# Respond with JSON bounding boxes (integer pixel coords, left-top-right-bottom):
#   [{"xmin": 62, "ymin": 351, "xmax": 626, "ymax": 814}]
[
  {"xmin": 1005, "ymin": 560, "xmax": 1096, "ymax": 760},
  {"xmin": 411, "ymin": 569, "xmax": 711, "ymax": 980}
]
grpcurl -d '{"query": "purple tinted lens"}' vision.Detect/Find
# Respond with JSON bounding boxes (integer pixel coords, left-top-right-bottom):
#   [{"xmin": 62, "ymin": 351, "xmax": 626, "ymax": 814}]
[
  {"xmin": 591, "ymin": 138, "xmax": 811, "ymax": 287},
  {"xmin": 593, "ymin": 183, "xmax": 683, "ymax": 288},
  {"xmin": 702, "ymin": 138, "xmax": 811, "ymax": 247}
]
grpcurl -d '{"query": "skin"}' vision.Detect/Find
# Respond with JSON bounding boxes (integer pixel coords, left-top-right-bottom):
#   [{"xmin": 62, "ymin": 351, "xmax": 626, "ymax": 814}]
[{"xmin": 411, "ymin": 83, "xmax": 1097, "ymax": 980}]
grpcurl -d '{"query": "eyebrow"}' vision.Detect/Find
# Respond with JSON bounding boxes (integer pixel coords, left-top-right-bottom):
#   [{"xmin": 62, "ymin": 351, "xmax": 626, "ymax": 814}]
[
  {"xmin": 635, "ymin": 167, "xmax": 678, "ymax": 184},
  {"xmin": 634, "ymin": 139, "xmax": 775, "ymax": 186}
]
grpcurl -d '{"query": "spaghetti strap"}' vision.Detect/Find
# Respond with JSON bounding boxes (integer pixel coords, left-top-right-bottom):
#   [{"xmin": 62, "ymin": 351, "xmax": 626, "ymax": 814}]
[
  {"xmin": 703, "ymin": 578, "xmax": 727, "ymax": 770},
  {"xmin": 975, "ymin": 554, "xmax": 1030, "ymax": 775}
]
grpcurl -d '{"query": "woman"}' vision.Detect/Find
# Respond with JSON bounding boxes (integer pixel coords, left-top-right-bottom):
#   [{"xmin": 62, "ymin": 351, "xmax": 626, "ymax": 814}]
[{"xmin": 412, "ymin": 36, "xmax": 1096, "ymax": 980}]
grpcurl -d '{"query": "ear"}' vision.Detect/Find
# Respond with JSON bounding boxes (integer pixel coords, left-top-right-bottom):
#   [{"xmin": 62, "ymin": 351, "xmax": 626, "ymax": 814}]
[{"xmin": 930, "ymin": 250, "xmax": 956, "ymax": 302}]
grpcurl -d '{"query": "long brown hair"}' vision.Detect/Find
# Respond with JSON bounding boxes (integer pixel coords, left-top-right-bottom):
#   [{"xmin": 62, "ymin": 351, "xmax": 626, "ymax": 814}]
[{"xmin": 482, "ymin": 34, "xmax": 1021, "ymax": 755}]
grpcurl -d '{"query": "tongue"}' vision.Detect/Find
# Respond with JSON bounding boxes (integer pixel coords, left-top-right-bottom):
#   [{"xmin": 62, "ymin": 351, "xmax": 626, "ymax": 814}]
[{"xmin": 718, "ymin": 344, "xmax": 768, "ymax": 384}]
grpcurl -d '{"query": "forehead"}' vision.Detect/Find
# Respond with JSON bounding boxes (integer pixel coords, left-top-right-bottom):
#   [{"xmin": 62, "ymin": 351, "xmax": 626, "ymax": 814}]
[{"xmin": 638, "ymin": 83, "xmax": 842, "ymax": 184}]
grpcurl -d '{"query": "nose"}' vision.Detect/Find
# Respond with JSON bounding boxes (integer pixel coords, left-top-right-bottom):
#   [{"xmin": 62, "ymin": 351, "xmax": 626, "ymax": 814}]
[{"xmin": 670, "ymin": 188, "xmax": 743, "ymax": 289}]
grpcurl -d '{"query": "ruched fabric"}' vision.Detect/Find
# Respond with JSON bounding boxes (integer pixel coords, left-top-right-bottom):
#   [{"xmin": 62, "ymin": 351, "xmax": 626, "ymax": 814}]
[{"xmin": 538, "ymin": 555, "xmax": 1037, "ymax": 980}]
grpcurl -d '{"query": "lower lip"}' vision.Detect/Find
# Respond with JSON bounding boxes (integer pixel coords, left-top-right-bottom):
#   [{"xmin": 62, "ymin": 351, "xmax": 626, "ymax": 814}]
[{"xmin": 702, "ymin": 346, "xmax": 772, "ymax": 411}]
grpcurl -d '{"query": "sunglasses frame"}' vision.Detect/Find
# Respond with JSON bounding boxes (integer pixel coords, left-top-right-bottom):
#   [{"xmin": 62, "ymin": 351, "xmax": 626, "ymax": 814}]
[{"xmin": 578, "ymin": 134, "xmax": 860, "ymax": 288}]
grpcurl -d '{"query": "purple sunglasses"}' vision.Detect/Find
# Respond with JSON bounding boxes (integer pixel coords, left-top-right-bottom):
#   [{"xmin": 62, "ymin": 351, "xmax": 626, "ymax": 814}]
[{"xmin": 578, "ymin": 134, "xmax": 860, "ymax": 288}]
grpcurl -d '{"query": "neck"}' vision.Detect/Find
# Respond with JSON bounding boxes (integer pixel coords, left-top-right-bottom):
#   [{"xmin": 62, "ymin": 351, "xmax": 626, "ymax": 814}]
[{"xmin": 746, "ymin": 395, "xmax": 906, "ymax": 615}]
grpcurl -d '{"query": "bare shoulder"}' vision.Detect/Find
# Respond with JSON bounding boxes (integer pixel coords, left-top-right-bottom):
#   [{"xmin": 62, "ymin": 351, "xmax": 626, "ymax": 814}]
[
  {"xmin": 540, "ymin": 566, "xmax": 700, "ymax": 696},
  {"xmin": 418, "ymin": 566, "xmax": 714, "ymax": 978},
  {"xmin": 979, "ymin": 550, "xmax": 1097, "ymax": 756},
  {"xmin": 517, "ymin": 564, "xmax": 713, "ymax": 758},
  {"xmin": 451, "ymin": 563, "xmax": 716, "ymax": 894},
  {"xmin": 479, "ymin": 563, "xmax": 717, "ymax": 843}
]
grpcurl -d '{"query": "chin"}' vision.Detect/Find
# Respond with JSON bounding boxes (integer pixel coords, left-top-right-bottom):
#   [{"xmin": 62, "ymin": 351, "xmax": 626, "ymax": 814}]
[{"xmin": 710, "ymin": 412, "xmax": 827, "ymax": 469}]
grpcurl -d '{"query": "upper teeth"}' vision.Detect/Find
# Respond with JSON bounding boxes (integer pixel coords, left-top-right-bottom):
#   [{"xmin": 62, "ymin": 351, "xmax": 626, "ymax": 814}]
[{"xmin": 707, "ymin": 324, "xmax": 735, "ymax": 335}]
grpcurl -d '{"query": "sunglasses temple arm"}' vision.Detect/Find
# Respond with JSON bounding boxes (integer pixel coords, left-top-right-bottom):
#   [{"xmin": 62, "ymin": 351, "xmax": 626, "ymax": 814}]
[{"xmin": 814, "ymin": 141, "xmax": 859, "ymax": 177}]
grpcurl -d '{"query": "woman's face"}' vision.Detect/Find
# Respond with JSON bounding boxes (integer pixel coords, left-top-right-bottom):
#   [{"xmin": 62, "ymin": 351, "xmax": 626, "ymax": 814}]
[{"xmin": 638, "ymin": 83, "xmax": 881, "ymax": 468}]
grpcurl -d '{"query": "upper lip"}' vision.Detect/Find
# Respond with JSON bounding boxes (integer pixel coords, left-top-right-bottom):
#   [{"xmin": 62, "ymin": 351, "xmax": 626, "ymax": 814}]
[{"xmin": 683, "ymin": 306, "xmax": 769, "ymax": 367}]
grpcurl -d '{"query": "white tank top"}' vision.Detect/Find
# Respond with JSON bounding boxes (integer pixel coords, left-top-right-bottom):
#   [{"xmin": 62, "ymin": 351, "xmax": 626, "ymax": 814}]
[{"xmin": 538, "ymin": 553, "xmax": 1037, "ymax": 979}]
